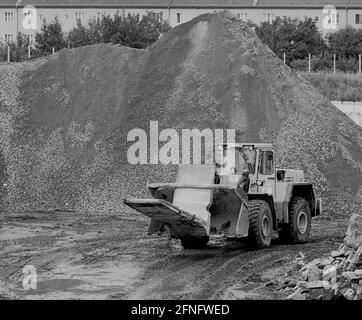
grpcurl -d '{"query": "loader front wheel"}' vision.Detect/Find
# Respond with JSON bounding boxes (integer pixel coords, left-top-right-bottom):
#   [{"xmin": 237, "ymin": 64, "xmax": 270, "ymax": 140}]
[
  {"xmin": 180, "ymin": 236, "xmax": 209, "ymax": 249},
  {"xmin": 247, "ymin": 200, "xmax": 273, "ymax": 249},
  {"xmin": 280, "ymin": 197, "xmax": 311, "ymax": 244}
]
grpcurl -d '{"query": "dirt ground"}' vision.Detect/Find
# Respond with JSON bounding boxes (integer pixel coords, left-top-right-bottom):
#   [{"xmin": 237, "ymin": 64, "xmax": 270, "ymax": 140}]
[{"xmin": 0, "ymin": 211, "xmax": 348, "ymax": 300}]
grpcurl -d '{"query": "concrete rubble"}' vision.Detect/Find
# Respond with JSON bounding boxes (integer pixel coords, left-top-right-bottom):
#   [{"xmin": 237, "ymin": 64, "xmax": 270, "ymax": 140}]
[{"xmin": 287, "ymin": 213, "xmax": 362, "ymax": 300}]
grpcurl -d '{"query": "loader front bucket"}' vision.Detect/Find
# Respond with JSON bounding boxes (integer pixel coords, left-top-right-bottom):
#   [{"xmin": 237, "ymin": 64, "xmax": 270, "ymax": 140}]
[
  {"xmin": 123, "ymin": 163, "xmax": 253, "ymax": 239},
  {"xmin": 124, "ymin": 164, "xmax": 215, "ymax": 238},
  {"xmin": 123, "ymin": 198, "xmax": 208, "ymax": 237}
]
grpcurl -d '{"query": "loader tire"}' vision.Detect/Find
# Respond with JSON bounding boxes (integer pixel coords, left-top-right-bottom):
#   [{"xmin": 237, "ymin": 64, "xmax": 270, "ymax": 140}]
[
  {"xmin": 180, "ymin": 236, "xmax": 209, "ymax": 249},
  {"xmin": 247, "ymin": 200, "xmax": 273, "ymax": 250},
  {"xmin": 280, "ymin": 197, "xmax": 311, "ymax": 244}
]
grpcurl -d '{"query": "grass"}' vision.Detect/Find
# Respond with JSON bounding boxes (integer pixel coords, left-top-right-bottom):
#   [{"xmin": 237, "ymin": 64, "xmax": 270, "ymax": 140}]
[{"xmin": 299, "ymin": 72, "xmax": 362, "ymax": 102}]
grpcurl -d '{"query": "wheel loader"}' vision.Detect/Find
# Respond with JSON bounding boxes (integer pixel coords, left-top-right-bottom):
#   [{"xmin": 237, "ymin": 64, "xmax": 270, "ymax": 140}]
[{"xmin": 124, "ymin": 143, "xmax": 321, "ymax": 249}]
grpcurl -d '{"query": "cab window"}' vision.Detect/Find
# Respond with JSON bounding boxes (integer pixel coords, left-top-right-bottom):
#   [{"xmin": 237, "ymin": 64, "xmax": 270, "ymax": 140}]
[{"xmin": 259, "ymin": 151, "xmax": 274, "ymax": 175}]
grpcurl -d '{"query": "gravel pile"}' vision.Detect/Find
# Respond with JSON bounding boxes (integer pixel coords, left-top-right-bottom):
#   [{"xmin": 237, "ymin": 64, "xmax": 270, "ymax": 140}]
[{"xmin": 0, "ymin": 12, "xmax": 361, "ymax": 214}]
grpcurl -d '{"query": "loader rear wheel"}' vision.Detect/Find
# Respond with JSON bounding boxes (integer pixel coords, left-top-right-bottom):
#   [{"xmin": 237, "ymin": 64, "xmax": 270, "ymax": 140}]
[
  {"xmin": 180, "ymin": 236, "xmax": 209, "ymax": 249},
  {"xmin": 247, "ymin": 200, "xmax": 273, "ymax": 250},
  {"xmin": 280, "ymin": 197, "xmax": 311, "ymax": 244}
]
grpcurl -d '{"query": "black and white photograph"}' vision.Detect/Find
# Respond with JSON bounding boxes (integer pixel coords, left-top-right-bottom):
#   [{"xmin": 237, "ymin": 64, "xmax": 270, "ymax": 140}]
[{"xmin": 0, "ymin": 0, "xmax": 361, "ymax": 308}]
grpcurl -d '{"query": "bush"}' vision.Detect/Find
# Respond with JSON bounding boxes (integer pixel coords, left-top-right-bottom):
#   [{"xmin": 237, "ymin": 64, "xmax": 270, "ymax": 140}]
[
  {"xmin": 312, "ymin": 56, "xmax": 333, "ymax": 72},
  {"xmin": 290, "ymin": 55, "xmax": 333, "ymax": 72},
  {"xmin": 300, "ymin": 72, "xmax": 362, "ymax": 101},
  {"xmin": 336, "ymin": 57, "xmax": 359, "ymax": 73},
  {"xmin": 290, "ymin": 59, "xmax": 308, "ymax": 72}
]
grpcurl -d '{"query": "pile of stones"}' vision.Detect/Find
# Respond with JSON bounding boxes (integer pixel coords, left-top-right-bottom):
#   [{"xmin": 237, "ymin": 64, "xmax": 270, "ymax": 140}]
[{"xmin": 288, "ymin": 213, "xmax": 362, "ymax": 300}]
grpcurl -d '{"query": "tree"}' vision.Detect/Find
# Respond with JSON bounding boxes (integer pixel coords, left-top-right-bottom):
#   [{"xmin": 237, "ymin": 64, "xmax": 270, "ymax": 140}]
[
  {"xmin": 255, "ymin": 17, "xmax": 326, "ymax": 64},
  {"xmin": 327, "ymin": 27, "xmax": 362, "ymax": 59},
  {"xmin": 108, "ymin": 12, "xmax": 171, "ymax": 48},
  {"xmin": 67, "ymin": 19, "xmax": 104, "ymax": 47},
  {"xmin": 67, "ymin": 12, "xmax": 171, "ymax": 49},
  {"xmin": 35, "ymin": 17, "xmax": 67, "ymax": 54},
  {"xmin": 13, "ymin": 32, "xmax": 31, "ymax": 61},
  {"xmin": 137, "ymin": 12, "xmax": 171, "ymax": 46},
  {"xmin": 0, "ymin": 32, "xmax": 31, "ymax": 62}
]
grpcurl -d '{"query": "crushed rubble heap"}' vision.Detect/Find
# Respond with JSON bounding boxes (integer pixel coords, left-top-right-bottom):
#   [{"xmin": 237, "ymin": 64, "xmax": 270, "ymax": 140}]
[
  {"xmin": 0, "ymin": 12, "xmax": 361, "ymax": 214},
  {"xmin": 287, "ymin": 213, "xmax": 362, "ymax": 300}
]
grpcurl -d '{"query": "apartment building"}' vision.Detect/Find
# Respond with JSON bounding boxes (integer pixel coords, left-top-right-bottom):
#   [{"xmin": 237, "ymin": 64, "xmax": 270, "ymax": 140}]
[{"xmin": 1, "ymin": 0, "xmax": 362, "ymax": 44}]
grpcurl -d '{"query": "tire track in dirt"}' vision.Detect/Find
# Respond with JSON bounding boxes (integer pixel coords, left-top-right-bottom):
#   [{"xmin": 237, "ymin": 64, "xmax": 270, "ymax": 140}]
[
  {"xmin": 129, "ymin": 217, "xmax": 348, "ymax": 300},
  {"xmin": 129, "ymin": 244, "xmax": 290, "ymax": 299}
]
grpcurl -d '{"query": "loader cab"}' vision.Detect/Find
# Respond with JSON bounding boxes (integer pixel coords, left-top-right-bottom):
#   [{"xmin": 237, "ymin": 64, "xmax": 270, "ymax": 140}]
[
  {"xmin": 254, "ymin": 147, "xmax": 275, "ymax": 197},
  {"xmin": 216, "ymin": 144, "xmax": 257, "ymax": 190},
  {"xmin": 216, "ymin": 143, "xmax": 276, "ymax": 195}
]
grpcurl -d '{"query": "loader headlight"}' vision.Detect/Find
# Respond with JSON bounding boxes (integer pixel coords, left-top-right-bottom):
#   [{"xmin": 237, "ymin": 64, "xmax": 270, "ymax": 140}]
[{"xmin": 256, "ymin": 180, "xmax": 264, "ymax": 186}]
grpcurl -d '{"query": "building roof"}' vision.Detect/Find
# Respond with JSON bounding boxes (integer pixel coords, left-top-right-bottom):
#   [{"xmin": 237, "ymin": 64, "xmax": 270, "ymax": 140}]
[
  {"xmin": 0, "ymin": 0, "xmax": 361, "ymax": 9},
  {"xmin": 172, "ymin": 0, "xmax": 362, "ymax": 9}
]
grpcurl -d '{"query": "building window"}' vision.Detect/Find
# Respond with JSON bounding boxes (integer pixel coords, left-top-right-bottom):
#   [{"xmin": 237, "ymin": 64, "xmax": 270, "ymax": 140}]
[
  {"xmin": 262, "ymin": 13, "xmax": 274, "ymax": 23},
  {"xmin": 327, "ymin": 10, "xmax": 339, "ymax": 25},
  {"xmin": 97, "ymin": 12, "xmax": 107, "ymax": 20},
  {"xmin": 4, "ymin": 34, "xmax": 13, "ymax": 43},
  {"xmin": 159, "ymin": 12, "xmax": 163, "ymax": 22},
  {"xmin": 75, "ymin": 12, "xmax": 85, "ymax": 23},
  {"xmin": 4, "ymin": 12, "xmax": 14, "ymax": 22},
  {"xmin": 155, "ymin": 12, "xmax": 163, "ymax": 22},
  {"xmin": 28, "ymin": 34, "xmax": 34, "ymax": 43},
  {"xmin": 176, "ymin": 13, "xmax": 184, "ymax": 24},
  {"xmin": 147, "ymin": 11, "xmax": 163, "ymax": 22},
  {"xmin": 356, "ymin": 14, "xmax": 362, "ymax": 25},
  {"xmin": 237, "ymin": 13, "xmax": 248, "ymax": 22}
]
